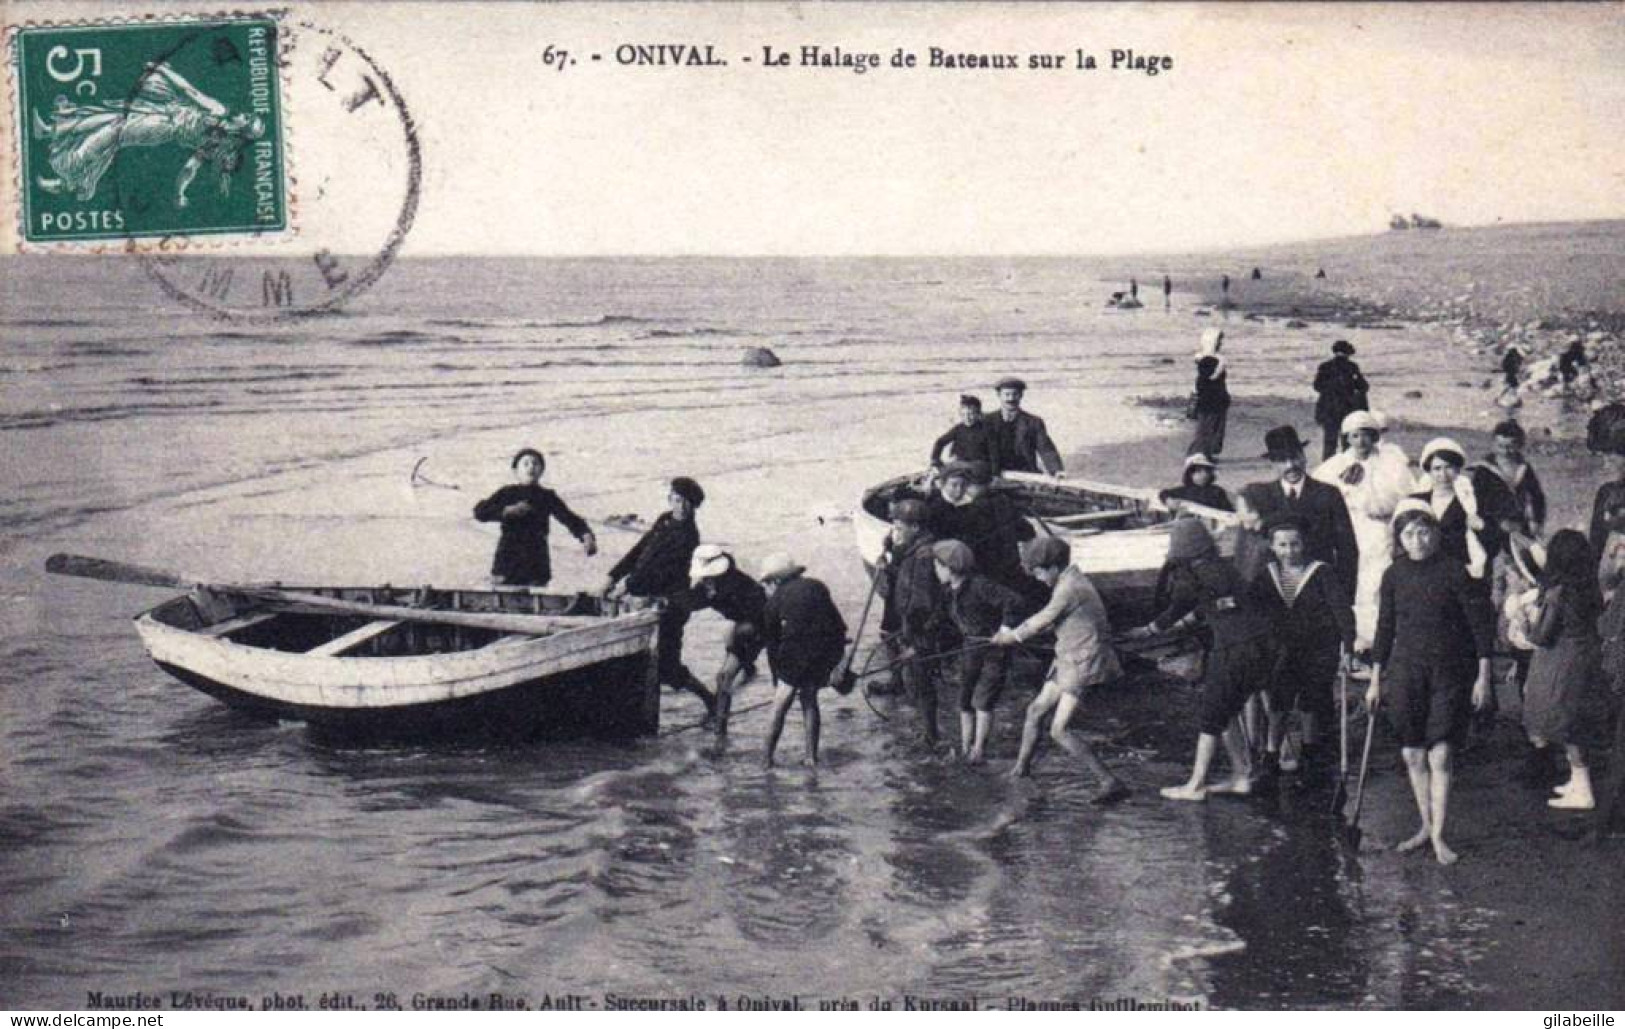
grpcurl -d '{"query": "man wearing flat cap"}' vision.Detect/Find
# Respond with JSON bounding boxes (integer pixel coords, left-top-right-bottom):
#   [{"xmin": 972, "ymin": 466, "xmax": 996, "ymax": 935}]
[
  {"xmin": 1313, "ymin": 340, "xmax": 1369, "ymax": 461},
  {"xmin": 987, "ymin": 378, "xmax": 1064, "ymax": 478},
  {"xmin": 1238, "ymin": 427, "xmax": 1358, "ymax": 601},
  {"xmin": 604, "ymin": 476, "xmax": 718, "ymax": 718}
]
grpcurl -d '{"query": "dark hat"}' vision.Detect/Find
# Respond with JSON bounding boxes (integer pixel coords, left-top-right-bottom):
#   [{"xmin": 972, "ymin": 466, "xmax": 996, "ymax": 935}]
[
  {"xmin": 940, "ymin": 461, "xmax": 974, "ymax": 482},
  {"xmin": 1332, "ymin": 339, "xmax": 1355, "ymax": 356},
  {"xmin": 1263, "ymin": 512, "xmax": 1310, "ymax": 537},
  {"xmin": 1022, "ymin": 535, "xmax": 1072, "ymax": 570},
  {"xmin": 1261, "ymin": 426, "xmax": 1308, "ymax": 460},
  {"xmin": 888, "ymin": 498, "xmax": 929, "ymax": 525},
  {"xmin": 669, "ymin": 476, "xmax": 705, "ymax": 508},
  {"xmin": 958, "ymin": 394, "xmax": 982, "ymax": 410},
  {"xmin": 994, "ymin": 377, "xmax": 1027, "ymax": 393},
  {"xmin": 931, "ymin": 539, "xmax": 976, "ymax": 573}
]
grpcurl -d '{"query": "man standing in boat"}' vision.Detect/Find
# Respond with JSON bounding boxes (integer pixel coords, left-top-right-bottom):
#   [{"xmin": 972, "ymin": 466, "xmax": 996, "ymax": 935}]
[
  {"xmin": 603, "ymin": 477, "xmax": 717, "ymax": 718},
  {"xmin": 472, "ymin": 448, "xmax": 598, "ymax": 587},
  {"xmin": 987, "ymin": 378, "xmax": 1064, "ymax": 478},
  {"xmin": 928, "ymin": 395, "xmax": 1000, "ymax": 477}
]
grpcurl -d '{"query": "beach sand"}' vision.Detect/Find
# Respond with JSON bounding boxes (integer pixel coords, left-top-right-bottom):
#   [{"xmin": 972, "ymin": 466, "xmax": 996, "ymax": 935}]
[{"xmin": 1065, "ymin": 223, "xmax": 1625, "ymax": 1007}]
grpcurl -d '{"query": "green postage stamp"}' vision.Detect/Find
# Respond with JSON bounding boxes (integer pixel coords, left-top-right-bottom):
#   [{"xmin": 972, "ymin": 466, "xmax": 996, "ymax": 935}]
[{"xmin": 10, "ymin": 16, "xmax": 287, "ymax": 243}]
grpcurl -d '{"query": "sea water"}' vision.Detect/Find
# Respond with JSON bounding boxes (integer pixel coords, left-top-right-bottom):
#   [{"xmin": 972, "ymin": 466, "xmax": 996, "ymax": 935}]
[{"xmin": 0, "ymin": 256, "xmax": 1494, "ymax": 1008}]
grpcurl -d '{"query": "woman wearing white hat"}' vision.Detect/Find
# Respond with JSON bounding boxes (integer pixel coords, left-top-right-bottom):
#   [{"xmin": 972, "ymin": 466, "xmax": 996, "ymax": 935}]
[
  {"xmin": 1186, "ymin": 329, "xmax": 1230, "ymax": 458},
  {"xmin": 1410, "ymin": 438, "xmax": 1490, "ymax": 581},
  {"xmin": 1313, "ymin": 410, "xmax": 1416, "ymax": 649}
]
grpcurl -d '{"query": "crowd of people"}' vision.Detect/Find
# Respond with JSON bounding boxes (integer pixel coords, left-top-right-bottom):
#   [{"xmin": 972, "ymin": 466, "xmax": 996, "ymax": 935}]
[{"xmin": 467, "ymin": 343, "xmax": 1625, "ymax": 851}]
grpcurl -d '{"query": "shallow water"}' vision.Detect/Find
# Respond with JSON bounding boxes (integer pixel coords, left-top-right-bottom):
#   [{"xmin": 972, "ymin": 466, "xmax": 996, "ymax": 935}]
[{"xmin": 1, "ymin": 256, "xmax": 1508, "ymax": 1008}]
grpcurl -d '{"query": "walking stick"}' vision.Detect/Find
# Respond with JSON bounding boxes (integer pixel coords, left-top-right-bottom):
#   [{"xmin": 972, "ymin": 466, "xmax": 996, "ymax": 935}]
[
  {"xmin": 1339, "ymin": 711, "xmax": 1377, "ymax": 851},
  {"xmin": 1331, "ymin": 647, "xmax": 1351, "ymax": 814}
]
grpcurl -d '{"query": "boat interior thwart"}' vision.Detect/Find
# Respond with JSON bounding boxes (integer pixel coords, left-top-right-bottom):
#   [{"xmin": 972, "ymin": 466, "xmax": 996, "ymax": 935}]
[
  {"xmin": 45, "ymin": 554, "xmax": 664, "ymax": 742},
  {"xmin": 855, "ymin": 471, "xmax": 1238, "ymax": 636}
]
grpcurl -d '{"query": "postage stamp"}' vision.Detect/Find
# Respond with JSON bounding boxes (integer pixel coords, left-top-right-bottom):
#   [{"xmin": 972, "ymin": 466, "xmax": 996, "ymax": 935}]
[{"xmin": 11, "ymin": 16, "xmax": 287, "ymax": 244}]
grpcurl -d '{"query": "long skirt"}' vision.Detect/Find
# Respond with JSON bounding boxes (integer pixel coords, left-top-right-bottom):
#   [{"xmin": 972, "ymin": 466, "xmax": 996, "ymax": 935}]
[
  {"xmin": 1188, "ymin": 407, "xmax": 1228, "ymax": 458},
  {"xmin": 1348, "ymin": 513, "xmax": 1392, "ymax": 647}
]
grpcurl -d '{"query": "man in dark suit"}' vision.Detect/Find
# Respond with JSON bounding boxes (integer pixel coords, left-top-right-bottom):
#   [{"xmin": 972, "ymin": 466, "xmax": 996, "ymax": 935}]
[
  {"xmin": 1239, "ymin": 426, "xmax": 1359, "ymax": 601},
  {"xmin": 1312, "ymin": 340, "xmax": 1370, "ymax": 461},
  {"xmin": 987, "ymin": 377, "xmax": 1064, "ymax": 477}
]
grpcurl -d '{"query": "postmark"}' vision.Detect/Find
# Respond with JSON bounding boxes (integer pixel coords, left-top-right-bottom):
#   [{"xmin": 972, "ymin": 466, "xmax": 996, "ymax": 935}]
[
  {"xmin": 13, "ymin": 16, "xmax": 289, "ymax": 243},
  {"xmin": 137, "ymin": 18, "xmax": 422, "ymax": 320}
]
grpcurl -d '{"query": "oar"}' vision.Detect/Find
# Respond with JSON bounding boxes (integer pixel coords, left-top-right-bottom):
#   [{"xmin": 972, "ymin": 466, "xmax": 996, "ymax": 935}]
[
  {"xmin": 47, "ymin": 552, "xmax": 242, "ymax": 591},
  {"xmin": 1340, "ymin": 711, "xmax": 1378, "ymax": 851},
  {"xmin": 832, "ymin": 561, "xmax": 886, "ymax": 695},
  {"xmin": 44, "ymin": 553, "xmax": 635, "ymax": 636}
]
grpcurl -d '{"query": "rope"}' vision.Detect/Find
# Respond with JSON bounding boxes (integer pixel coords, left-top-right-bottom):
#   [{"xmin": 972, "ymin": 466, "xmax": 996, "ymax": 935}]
[
  {"xmin": 658, "ymin": 698, "xmax": 774, "ymax": 738},
  {"xmin": 849, "ymin": 630, "xmax": 1059, "ymax": 724}
]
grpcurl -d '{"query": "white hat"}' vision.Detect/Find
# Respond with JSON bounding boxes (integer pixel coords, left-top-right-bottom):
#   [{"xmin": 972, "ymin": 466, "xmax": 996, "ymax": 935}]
[
  {"xmin": 1390, "ymin": 497, "xmax": 1436, "ymax": 526},
  {"xmin": 1419, "ymin": 437, "xmax": 1467, "ymax": 470},
  {"xmin": 1184, "ymin": 452, "xmax": 1217, "ymax": 470},
  {"xmin": 1367, "ymin": 409, "xmax": 1390, "ymax": 432},
  {"xmin": 758, "ymin": 552, "xmax": 806, "ymax": 583},
  {"xmin": 1197, "ymin": 328, "xmax": 1225, "ymax": 357},
  {"xmin": 1340, "ymin": 410, "xmax": 1379, "ymax": 437},
  {"xmin": 688, "ymin": 543, "xmax": 732, "ymax": 583}
]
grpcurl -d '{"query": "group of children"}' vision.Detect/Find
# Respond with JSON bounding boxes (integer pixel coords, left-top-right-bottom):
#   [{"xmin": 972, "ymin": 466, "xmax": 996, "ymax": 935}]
[{"xmin": 467, "ymin": 391, "xmax": 1625, "ymax": 844}]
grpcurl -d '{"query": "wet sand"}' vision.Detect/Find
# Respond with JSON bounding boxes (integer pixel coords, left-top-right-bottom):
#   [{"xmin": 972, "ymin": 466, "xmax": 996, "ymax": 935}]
[{"xmin": 1060, "ymin": 281, "xmax": 1625, "ymax": 1008}]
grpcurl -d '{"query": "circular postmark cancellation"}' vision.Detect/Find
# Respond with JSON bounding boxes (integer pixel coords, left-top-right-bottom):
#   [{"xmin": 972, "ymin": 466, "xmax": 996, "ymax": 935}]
[{"xmin": 12, "ymin": 14, "xmax": 421, "ymax": 319}]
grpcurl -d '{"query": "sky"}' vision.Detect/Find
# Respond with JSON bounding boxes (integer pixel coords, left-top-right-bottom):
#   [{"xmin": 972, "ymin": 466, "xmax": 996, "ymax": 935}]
[{"xmin": 4, "ymin": 2, "xmax": 1623, "ymax": 255}]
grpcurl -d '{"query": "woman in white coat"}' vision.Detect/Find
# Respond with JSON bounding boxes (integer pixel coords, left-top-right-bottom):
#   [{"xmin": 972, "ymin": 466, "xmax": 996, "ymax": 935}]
[{"xmin": 1313, "ymin": 410, "xmax": 1414, "ymax": 651}]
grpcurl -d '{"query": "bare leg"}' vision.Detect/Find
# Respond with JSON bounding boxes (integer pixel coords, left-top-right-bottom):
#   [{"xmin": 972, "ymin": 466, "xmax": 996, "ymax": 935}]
[
  {"xmin": 1266, "ymin": 706, "xmax": 1288, "ymax": 756},
  {"xmin": 1396, "ymin": 747, "xmax": 1433, "ymax": 852},
  {"xmin": 762, "ymin": 683, "xmax": 797, "ymax": 769},
  {"xmin": 1049, "ymin": 693, "xmax": 1126, "ymax": 802},
  {"xmin": 1428, "ymin": 743, "xmax": 1458, "ymax": 865},
  {"xmin": 714, "ymin": 655, "xmax": 743, "ymax": 736},
  {"xmin": 959, "ymin": 711, "xmax": 975, "ymax": 760},
  {"xmin": 1012, "ymin": 682, "xmax": 1062, "ymax": 778},
  {"xmin": 1207, "ymin": 723, "xmax": 1255, "ymax": 794},
  {"xmin": 1163, "ymin": 732, "xmax": 1220, "ymax": 800},
  {"xmin": 798, "ymin": 687, "xmax": 821, "ymax": 767},
  {"xmin": 969, "ymin": 711, "xmax": 993, "ymax": 765}
]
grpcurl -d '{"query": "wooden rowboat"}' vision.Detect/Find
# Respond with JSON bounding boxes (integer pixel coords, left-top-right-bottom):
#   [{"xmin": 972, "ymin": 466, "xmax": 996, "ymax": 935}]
[
  {"xmin": 48, "ymin": 555, "xmax": 663, "ymax": 741},
  {"xmin": 854, "ymin": 471, "xmax": 1239, "ymax": 630}
]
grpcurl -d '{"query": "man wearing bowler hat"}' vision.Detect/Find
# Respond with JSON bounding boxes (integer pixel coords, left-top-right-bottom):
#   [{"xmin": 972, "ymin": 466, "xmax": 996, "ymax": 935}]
[
  {"xmin": 1238, "ymin": 427, "xmax": 1358, "ymax": 601},
  {"xmin": 987, "ymin": 377, "xmax": 1064, "ymax": 478},
  {"xmin": 1313, "ymin": 340, "xmax": 1369, "ymax": 461}
]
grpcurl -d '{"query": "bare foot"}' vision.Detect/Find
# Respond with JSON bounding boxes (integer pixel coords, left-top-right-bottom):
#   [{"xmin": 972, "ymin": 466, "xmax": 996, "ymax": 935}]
[
  {"xmin": 1207, "ymin": 777, "xmax": 1253, "ymax": 796},
  {"xmin": 1395, "ymin": 827, "xmax": 1431, "ymax": 853},
  {"xmin": 1433, "ymin": 838, "xmax": 1459, "ymax": 866},
  {"xmin": 801, "ymin": 756, "xmax": 818, "ymax": 768},
  {"xmin": 967, "ymin": 749, "xmax": 985, "ymax": 766},
  {"xmin": 1009, "ymin": 763, "xmax": 1033, "ymax": 780},
  {"xmin": 1160, "ymin": 784, "xmax": 1207, "ymax": 802}
]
